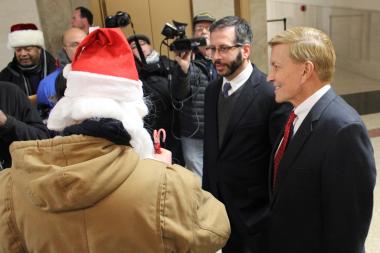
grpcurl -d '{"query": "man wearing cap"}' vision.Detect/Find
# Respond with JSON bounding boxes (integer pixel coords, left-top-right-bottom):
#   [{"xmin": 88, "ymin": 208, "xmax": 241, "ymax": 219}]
[
  {"xmin": 128, "ymin": 34, "xmax": 184, "ymax": 165},
  {"xmin": 172, "ymin": 12, "xmax": 218, "ymax": 178},
  {"xmin": 0, "ymin": 28, "xmax": 230, "ymax": 253},
  {"xmin": 0, "ymin": 23, "xmax": 57, "ymax": 98}
]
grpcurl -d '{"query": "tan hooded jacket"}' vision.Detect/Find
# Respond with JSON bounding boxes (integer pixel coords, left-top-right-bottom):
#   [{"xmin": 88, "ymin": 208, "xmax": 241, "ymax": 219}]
[{"xmin": 0, "ymin": 135, "xmax": 230, "ymax": 253}]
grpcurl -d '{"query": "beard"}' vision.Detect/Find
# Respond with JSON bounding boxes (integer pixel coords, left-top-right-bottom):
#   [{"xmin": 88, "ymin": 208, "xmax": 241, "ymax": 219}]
[{"xmin": 214, "ymin": 51, "xmax": 243, "ymax": 77}]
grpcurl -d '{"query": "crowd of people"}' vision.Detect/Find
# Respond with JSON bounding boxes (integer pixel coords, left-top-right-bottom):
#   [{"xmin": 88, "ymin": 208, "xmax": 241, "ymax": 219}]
[{"xmin": 0, "ymin": 5, "xmax": 376, "ymax": 253}]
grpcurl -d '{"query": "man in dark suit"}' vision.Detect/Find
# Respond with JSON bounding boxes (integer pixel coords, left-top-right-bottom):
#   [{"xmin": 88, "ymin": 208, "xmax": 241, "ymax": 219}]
[
  {"xmin": 203, "ymin": 16, "xmax": 288, "ymax": 253},
  {"xmin": 266, "ymin": 26, "xmax": 376, "ymax": 253}
]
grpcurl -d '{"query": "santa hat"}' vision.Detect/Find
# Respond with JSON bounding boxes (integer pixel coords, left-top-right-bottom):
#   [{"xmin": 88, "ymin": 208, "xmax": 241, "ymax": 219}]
[
  {"xmin": 47, "ymin": 28, "xmax": 153, "ymax": 159},
  {"xmin": 7, "ymin": 23, "xmax": 45, "ymax": 49}
]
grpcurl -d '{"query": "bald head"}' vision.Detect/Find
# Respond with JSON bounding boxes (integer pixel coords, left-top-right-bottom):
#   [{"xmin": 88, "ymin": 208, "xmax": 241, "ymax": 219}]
[{"xmin": 62, "ymin": 27, "xmax": 87, "ymax": 61}]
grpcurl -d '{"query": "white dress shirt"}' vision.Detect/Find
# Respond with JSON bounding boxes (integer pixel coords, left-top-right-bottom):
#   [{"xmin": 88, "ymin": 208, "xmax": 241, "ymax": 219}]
[
  {"xmin": 293, "ymin": 84, "xmax": 331, "ymax": 134},
  {"xmin": 222, "ymin": 61, "xmax": 253, "ymax": 96}
]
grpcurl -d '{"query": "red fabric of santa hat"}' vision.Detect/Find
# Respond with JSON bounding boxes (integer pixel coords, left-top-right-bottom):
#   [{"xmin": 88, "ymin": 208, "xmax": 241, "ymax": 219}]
[
  {"xmin": 62, "ymin": 28, "xmax": 141, "ymax": 100},
  {"xmin": 8, "ymin": 23, "xmax": 45, "ymax": 49},
  {"xmin": 48, "ymin": 28, "xmax": 153, "ymax": 159}
]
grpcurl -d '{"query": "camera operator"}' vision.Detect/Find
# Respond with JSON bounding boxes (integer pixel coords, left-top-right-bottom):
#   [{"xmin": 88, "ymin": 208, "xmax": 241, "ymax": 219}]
[
  {"xmin": 128, "ymin": 34, "xmax": 184, "ymax": 165},
  {"xmin": 172, "ymin": 12, "xmax": 217, "ymax": 178}
]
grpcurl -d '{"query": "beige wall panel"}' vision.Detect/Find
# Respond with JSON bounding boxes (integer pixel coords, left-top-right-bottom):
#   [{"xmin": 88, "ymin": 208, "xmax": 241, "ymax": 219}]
[
  {"xmin": 149, "ymin": 0, "xmax": 192, "ymax": 51},
  {"xmin": 89, "ymin": 0, "xmax": 104, "ymax": 27},
  {"xmin": 104, "ymin": 0, "xmax": 152, "ymax": 45},
  {"xmin": 192, "ymin": 0, "xmax": 235, "ymax": 19},
  {"xmin": 103, "ymin": 0, "xmax": 192, "ymax": 54}
]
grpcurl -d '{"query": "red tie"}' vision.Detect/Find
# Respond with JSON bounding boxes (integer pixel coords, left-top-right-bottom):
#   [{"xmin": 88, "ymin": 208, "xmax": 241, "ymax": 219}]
[{"xmin": 273, "ymin": 111, "xmax": 297, "ymax": 188}]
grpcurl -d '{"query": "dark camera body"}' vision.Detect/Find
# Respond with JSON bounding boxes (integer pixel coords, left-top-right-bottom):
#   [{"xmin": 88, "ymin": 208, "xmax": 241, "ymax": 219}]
[
  {"xmin": 161, "ymin": 20, "xmax": 206, "ymax": 52},
  {"xmin": 105, "ymin": 11, "xmax": 131, "ymax": 28},
  {"xmin": 170, "ymin": 37, "xmax": 206, "ymax": 52},
  {"xmin": 161, "ymin": 21, "xmax": 187, "ymax": 39}
]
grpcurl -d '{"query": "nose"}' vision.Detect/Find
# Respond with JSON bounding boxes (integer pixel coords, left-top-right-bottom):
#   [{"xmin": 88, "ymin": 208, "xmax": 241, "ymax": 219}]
[
  {"xmin": 211, "ymin": 48, "xmax": 222, "ymax": 61},
  {"xmin": 267, "ymin": 70, "xmax": 274, "ymax": 82},
  {"xmin": 19, "ymin": 49, "xmax": 28, "ymax": 56},
  {"xmin": 201, "ymin": 28, "xmax": 209, "ymax": 34}
]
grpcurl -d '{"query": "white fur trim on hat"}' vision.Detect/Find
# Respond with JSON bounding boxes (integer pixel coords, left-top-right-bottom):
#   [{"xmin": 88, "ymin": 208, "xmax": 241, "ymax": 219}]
[
  {"xmin": 8, "ymin": 29, "xmax": 45, "ymax": 49},
  {"xmin": 64, "ymin": 70, "xmax": 143, "ymax": 101},
  {"xmin": 47, "ymin": 70, "xmax": 153, "ymax": 159}
]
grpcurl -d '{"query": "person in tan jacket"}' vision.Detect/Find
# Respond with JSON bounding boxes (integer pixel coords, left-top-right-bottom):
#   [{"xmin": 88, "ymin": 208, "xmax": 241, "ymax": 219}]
[{"xmin": 0, "ymin": 28, "xmax": 230, "ymax": 253}]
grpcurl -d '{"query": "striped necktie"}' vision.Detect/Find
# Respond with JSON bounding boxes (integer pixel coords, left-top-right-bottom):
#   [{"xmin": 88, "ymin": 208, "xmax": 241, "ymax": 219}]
[{"xmin": 222, "ymin": 82, "xmax": 232, "ymax": 97}]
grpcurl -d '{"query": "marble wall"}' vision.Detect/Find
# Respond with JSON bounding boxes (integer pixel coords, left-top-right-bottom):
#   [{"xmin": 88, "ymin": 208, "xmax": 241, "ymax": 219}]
[
  {"xmin": 36, "ymin": 0, "xmax": 90, "ymax": 56},
  {"xmin": 250, "ymin": 0, "xmax": 268, "ymax": 73},
  {"xmin": 267, "ymin": 0, "xmax": 380, "ymax": 81}
]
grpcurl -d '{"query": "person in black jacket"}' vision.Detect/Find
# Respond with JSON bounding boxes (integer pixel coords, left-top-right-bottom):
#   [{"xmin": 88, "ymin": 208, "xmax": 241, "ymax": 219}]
[
  {"xmin": 0, "ymin": 23, "xmax": 57, "ymax": 98},
  {"xmin": 128, "ymin": 34, "xmax": 184, "ymax": 165},
  {"xmin": 0, "ymin": 81, "xmax": 49, "ymax": 169},
  {"xmin": 172, "ymin": 12, "xmax": 217, "ymax": 177}
]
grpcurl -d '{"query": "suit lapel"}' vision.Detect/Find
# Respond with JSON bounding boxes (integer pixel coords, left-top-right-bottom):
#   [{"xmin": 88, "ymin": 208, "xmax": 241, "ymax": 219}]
[
  {"xmin": 272, "ymin": 89, "xmax": 337, "ymax": 199},
  {"xmin": 269, "ymin": 133, "xmax": 283, "ymax": 199},
  {"xmin": 210, "ymin": 79, "xmax": 223, "ymax": 153},
  {"xmin": 220, "ymin": 66, "xmax": 260, "ymax": 150}
]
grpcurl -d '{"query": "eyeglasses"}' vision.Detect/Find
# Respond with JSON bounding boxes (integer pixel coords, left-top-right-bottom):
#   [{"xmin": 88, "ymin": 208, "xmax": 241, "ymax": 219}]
[{"xmin": 207, "ymin": 44, "xmax": 242, "ymax": 55}]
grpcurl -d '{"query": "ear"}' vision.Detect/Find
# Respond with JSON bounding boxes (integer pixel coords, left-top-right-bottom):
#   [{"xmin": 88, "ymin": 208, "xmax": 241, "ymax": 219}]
[
  {"xmin": 242, "ymin": 44, "xmax": 251, "ymax": 60},
  {"xmin": 301, "ymin": 60, "xmax": 314, "ymax": 83}
]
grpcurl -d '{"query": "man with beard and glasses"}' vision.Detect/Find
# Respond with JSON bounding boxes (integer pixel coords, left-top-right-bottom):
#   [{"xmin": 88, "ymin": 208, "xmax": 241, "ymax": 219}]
[
  {"xmin": 0, "ymin": 23, "xmax": 57, "ymax": 102},
  {"xmin": 202, "ymin": 16, "xmax": 289, "ymax": 253}
]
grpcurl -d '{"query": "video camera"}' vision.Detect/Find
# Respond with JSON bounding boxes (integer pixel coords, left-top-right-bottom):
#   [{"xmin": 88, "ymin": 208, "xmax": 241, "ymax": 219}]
[
  {"xmin": 105, "ymin": 11, "xmax": 131, "ymax": 28},
  {"xmin": 161, "ymin": 20, "xmax": 206, "ymax": 52}
]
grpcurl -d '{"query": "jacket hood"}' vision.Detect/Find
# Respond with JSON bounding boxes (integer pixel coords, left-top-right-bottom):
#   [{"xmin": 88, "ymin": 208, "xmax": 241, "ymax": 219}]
[{"xmin": 9, "ymin": 135, "xmax": 139, "ymax": 212}]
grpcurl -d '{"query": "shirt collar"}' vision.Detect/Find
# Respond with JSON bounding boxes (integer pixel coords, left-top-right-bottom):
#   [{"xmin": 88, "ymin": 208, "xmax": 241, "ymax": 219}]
[
  {"xmin": 293, "ymin": 84, "xmax": 331, "ymax": 134},
  {"xmin": 223, "ymin": 61, "xmax": 253, "ymax": 95}
]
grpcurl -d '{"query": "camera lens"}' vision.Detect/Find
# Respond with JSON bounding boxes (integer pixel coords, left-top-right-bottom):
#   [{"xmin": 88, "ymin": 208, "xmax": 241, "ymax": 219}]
[
  {"xmin": 116, "ymin": 12, "xmax": 130, "ymax": 27},
  {"xmin": 104, "ymin": 11, "xmax": 131, "ymax": 28},
  {"xmin": 105, "ymin": 16, "xmax": 117, "ymax": 28}
]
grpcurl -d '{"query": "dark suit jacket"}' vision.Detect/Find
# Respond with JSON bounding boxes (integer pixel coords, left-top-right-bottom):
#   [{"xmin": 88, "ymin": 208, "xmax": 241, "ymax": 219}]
[
  {"xmin": 0, "ymin": 82, "xmax": 49, "ymax": 169},
  {"xmin": 203, "ymin": 64, "xmax": 289, "ymax": 252},
  {"xmin": 267, "ymin": 88, "xmax": 376, "ymax": 253}
]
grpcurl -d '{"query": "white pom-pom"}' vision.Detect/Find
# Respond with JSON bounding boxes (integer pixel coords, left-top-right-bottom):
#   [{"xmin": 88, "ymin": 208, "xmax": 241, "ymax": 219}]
[{"xmin": 62, "ymin": 64, "xmax": 72, "ymax": 78}]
